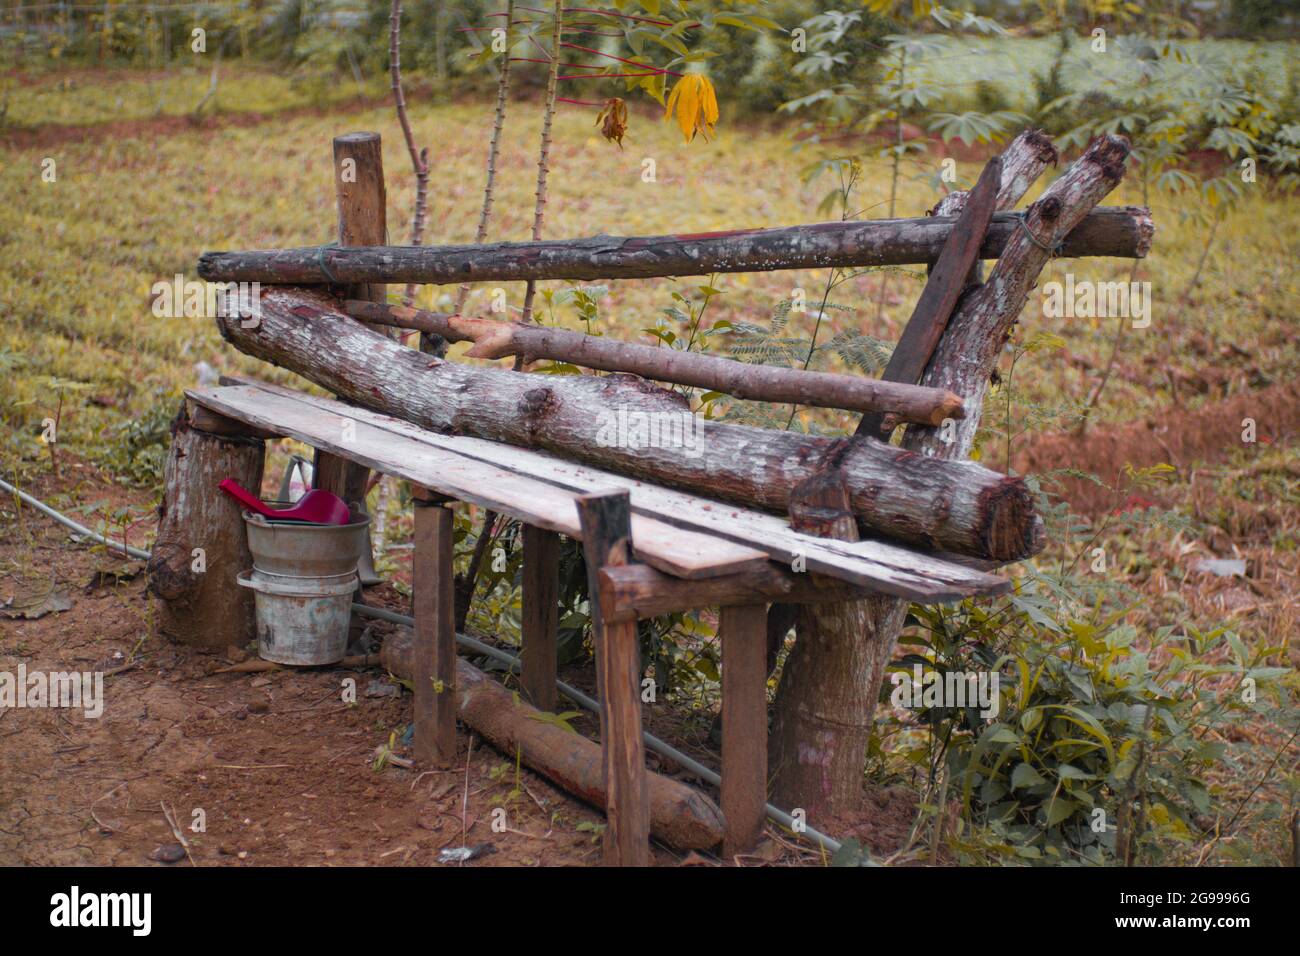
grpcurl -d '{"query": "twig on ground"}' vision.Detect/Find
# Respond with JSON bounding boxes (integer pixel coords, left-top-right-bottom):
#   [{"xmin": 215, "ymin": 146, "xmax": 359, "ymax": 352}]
[{"xmin": 160, "ymin": 801, "xmax": 196, "ymax": 866}]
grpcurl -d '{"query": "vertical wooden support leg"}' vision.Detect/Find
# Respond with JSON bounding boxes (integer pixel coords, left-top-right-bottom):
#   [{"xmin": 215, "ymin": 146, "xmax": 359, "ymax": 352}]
[
  {"xmin": 317, "ymin": 133, "xmax": 387, "ymax": 540},
  {"xmin": 721, "ymin": 603, "xmax": 769, "ymax": 859},
  {"xmin": 576, "ymin": 492, "xmax": 650, "ymax": 867},
  {"xmin": 148, "ymin": 400, "xmax": 265, "ymax": 648},
  {"xmin": 412, "ymin": 492, "xmax": 457, "ymax": 767},
  {"xmin": 521, "ymin": 525, "xmax": 559, "ymax": 712}
]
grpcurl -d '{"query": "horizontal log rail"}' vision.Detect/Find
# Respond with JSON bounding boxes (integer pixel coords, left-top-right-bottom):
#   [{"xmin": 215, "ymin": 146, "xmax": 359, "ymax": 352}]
[
  {"xmin": 198, "ymin": 206, "xmax": 1153, "ymax": 287},
  {"xmin": 597, "ymin": 563, "xmax": 874, "ymax": 623},
  {"xmin": 343, "ymin": 299, "xmax": 965, "ymax": 424},
  {"xmin": 216, "ymin": 286, "xmax": 1044, "ymax": 562}
]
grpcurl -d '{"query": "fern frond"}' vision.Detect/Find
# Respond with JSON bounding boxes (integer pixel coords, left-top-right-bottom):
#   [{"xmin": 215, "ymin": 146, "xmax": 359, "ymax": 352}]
[{"xmin": 825, "ymin": 330, "xmax": 894, "ymax": 375}]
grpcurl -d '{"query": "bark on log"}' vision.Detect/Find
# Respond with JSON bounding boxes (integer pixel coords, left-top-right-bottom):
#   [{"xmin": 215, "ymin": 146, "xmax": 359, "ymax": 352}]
[
  {"xmin": 343, "ymin": 299, "xmax": 966, "ymax": 425},
  {"xmin": 214, "ymin": 288, "xmax": 1042, "ymax": 561},
  {"xmin": 197, "ymin": 206, "xmax": 1154, "ymax": 287},
  {"xmin": 932, "ymin": 128, "xmax": 1060, "ymax": 218},
  {"xmin": 147, "ymin": 402, "xmax": 265, "ymax": 648},
  {"xmin": 380, "ymin": 629, "xmax": 726, "ymax": 851},
  {"xmin": 875, "ymin": 136, "xmax": 1140, "ymax": 704},
  {"xmin": 770, "ymin": 469, "xmax": 877, "ymax": 821},
  {"xmin": 908, "ymin": 134, "xmax": 1146, "ymax": 459},
  {"xmin": 766, "ymin": 132, "xmax": 1138, "ymax": 819}
]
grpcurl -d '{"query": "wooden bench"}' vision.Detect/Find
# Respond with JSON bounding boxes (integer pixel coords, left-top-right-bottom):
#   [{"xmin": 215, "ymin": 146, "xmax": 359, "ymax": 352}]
[
  {"xmin": 183, "ymin": 376, "xmax": 1009, "ymax": 862},
  {"xmin": 161, "ymin": 125, "xmax": 1146, "ymax": 864}
]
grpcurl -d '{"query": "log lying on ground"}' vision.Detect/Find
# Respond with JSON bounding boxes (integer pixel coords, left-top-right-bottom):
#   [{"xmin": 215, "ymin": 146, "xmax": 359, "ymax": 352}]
[
  {"xmin": 343, "ymin": 299, "xmax": 965, "ymax": 425},
  {"xmin": 380, "ymin": 629, "xmax": 725, "ymax": 850},
  {"xmin": 216, "ymin": 287, "xmax": 1043, "ymax": 561},
  {"xmin": 198, "ymin": 206, "xmax": 1153, "ymax": 287}
]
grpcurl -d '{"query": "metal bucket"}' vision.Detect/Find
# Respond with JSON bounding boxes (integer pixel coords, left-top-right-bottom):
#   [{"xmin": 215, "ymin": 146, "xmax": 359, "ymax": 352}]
[
  {"xmin": 244, "ymin": 511, "xmax": 371, "ymax": 577},
  {"xmin": 239, "ymin": 512, "xmax": 371, "ymax": 665}
]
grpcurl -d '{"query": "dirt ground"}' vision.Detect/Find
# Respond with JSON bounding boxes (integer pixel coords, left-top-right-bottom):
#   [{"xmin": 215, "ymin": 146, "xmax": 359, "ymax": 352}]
[
  {"xmin": 0, "ymin": 461, "xmax": 921, "ymax": 867},
  {"xmin": 4, "ymin": 371, "xmax": 1291, "ymax": 867}
]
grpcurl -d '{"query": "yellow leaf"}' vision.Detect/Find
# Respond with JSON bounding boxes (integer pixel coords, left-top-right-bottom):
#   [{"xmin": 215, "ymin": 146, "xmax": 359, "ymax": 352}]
[{"xmin": 663, "ymin": 74, "xmax": 720, "ymax": 144}]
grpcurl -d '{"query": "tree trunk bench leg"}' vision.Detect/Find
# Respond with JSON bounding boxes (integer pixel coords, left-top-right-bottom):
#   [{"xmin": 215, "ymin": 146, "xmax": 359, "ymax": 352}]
[
  {"xmin": 148, "ymin": 400, "xmax": 265, "ymax": 648},
  {"xmin": 721, "ymin": 602, "xmax": 769, "ymax": 859},
  {"xmin": 521, "ymin": 525, "xmax": 560, "ymax": 712},
  {"xmin": 413, "ymin": 491, "xmax": 457, "ymax": 767},
  {"xmin": 577, "ymin": 492, "xmax": 651, "ymax": 867}
]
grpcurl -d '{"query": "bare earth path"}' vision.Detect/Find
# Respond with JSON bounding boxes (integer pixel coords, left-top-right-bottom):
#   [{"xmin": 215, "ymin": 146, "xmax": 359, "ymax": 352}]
[{"xmin": 0, "ymin": 464, "xmax": 630, "ymax": 867}]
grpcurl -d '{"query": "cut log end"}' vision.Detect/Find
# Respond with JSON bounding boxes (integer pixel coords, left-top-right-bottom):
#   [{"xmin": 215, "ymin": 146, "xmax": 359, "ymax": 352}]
[
  {"xmin": 1087, "ymin": 133, "xmax": 1133, "ymax": 182},
  {"xmin": 1023, "ymin": 128, "xmax": 1060, "ymax": 167},
  {"xmin": 1131, "ymin": 206, "xmax": 1156, "ymax": 258},
  {"xmin": 979, "ymin": 477, "xmax": 1045, "ymax": 562},
  {"xmin": 932, "ymin": 392, "xmax": 966, "ymax": 426}
]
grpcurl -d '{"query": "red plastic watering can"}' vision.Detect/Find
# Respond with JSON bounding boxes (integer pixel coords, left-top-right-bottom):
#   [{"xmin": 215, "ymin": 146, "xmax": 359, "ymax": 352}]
[{"xmin": 219, "ymin": 478, "xmax": 352, "ymax": 526}]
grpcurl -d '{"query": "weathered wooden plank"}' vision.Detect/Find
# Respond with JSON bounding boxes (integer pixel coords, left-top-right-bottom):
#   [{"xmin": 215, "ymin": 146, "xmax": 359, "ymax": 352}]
[
  {"xmin": 186, "ymin": 385, "xmax": 766, "ymax": 580},
  {"xmin": 198, "ymin": 206, "xmax": 1154, "ymax": 287},
  {"xmin": 412, "ymin": 494, "xmax": 457, "ymax": 766},
  {"xmin": 720, "ymin": 603, "xmax": 769, "ymax": 858},
  {"xmin": 185, "ymin": 400, "xmax": 282, "ymax": 440},
  {"xmin": 521, "ymin": 525, "xmax": 560, "ymax": 713},
  {"xmin": 597, "ymin": 563, "xmax": 870, "ymax": 623},
  {"xmin": 576, "ymin": 491, "xmax": 651, "ymax": 867},
  {"xmin": 857, "ymin": 156, "xmax": 1001, "ymax": 440},
  {"xmin": 213, "ymin": 377, "xmax": 1011, "ymax": 601}
]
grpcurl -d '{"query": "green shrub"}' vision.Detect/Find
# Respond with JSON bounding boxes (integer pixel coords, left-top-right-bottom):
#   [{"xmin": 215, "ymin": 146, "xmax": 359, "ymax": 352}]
[{"xmin": 98, "ymin": 392, "xmax": 177, "ymax": 489}]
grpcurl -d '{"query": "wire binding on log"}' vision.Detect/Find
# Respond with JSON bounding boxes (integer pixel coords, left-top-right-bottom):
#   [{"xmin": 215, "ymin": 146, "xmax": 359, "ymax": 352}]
[
  {"xmin": 1015, "ymin": 212, "xmax": 1063, "ymax": 257},
  {"xmin": 315, "ymin": 242, "xmax": 343, "ymax": 284}
]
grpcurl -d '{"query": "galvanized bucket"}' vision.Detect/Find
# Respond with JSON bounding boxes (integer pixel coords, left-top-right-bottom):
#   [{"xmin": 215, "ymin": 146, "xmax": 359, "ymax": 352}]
[{"xmin": 239, "ymin": 512, "xmax": 371, "ymax": 665}]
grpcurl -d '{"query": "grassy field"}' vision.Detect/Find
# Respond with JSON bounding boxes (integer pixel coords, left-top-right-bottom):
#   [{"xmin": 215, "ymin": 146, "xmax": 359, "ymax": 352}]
[
  {"xmin": 2, "ymin": 64, "xmax": 1297, "ymax": 864},
  {"xmin": 0, "ymin": 65, "xmax": 381, "ymax": 128},
  {"xmin": 3, "ymin": 80, "xmax": 1296, "ymax": 455}
]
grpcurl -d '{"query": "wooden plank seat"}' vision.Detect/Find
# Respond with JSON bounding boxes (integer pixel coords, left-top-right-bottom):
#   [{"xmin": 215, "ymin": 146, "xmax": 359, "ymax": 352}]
[
  {"xmin": 185, "ymin": 378, "xmax": 1011, "ymax": 865},
  {"xmin": 198, "ymin": 378, "xmax": 1011, "ymax": 600}
]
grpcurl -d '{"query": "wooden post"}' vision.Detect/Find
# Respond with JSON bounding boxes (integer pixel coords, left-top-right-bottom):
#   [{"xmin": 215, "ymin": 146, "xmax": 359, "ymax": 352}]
[
  {"xmin": 857, "ymin": 155, "xmax": 1001, "ymax": 440},
  {"xmin": 148, "ymin": 401, "xmax": 265, "ymax": 647},
  {"xmin": 720, "ymin": 602, "xmax": 768, "ymax": 858},
  {"xmin": 315, "ymin": 132, "xmax": 386, "ymax": 509},
  {"xmin": 576, "ymin": 491, "xmax": 650, "ymax": 867},
  {"xmin": 520, "ymin": 525, "xmax": 560, "ymax": 712},
  {"xmin": 412, "ymin": 488, "xmax": 457, "ymax": 766},
  {"xmin": 769, "ymin": 467, "xmax": 878, "ymax": 820}
]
